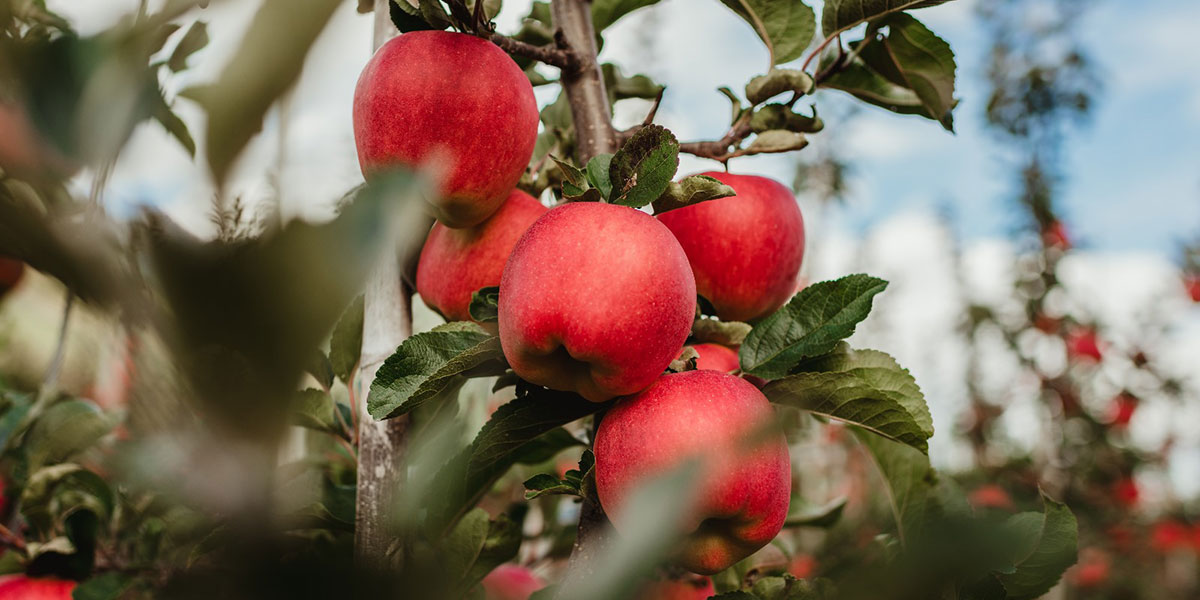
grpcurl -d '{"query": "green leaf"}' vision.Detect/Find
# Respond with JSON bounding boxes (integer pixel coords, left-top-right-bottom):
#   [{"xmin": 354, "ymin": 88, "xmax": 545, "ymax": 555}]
[
  {"xmin": 468, "ymin": 286, "xmax": 500, "ymax": 323},
  {"xmin": 785, "ymin": 496, "xmax": 847, "ymax": 528},
  {"xmin": 820, "ymin": 0, "xmax": 953, "ymax": 38},
  {"xmin": 461, "ymin": 514, "xmax": 524, "ymax": 592},
  {"xmin": 167, "ymin": 20, "xmax": 209, "ymax": 72},
  {"xmin": 443, "ymin": 508, "xmax": 491, "ymax": 583},
  {"xmin": 745, "ymin": 130, "xmax": 809, "ymax": 154},
  {"xmin": 868, "ymin": 14, "xmax": 956, "ymax": 130},
  {"xmin": 24, "ymin": 400, "xmax": 113, "ymax": 471},
  {"xmin": 551, "ymin": 155, "xmax": 601, "ymax": 202},
  {"xmin": 690, "ymin": 317, "xmax": 752, "ymax": 347},
  {"xmin": 290, "ymin": 388, "xmax": 339, "ymax": 434},
  {"xmin": 367, "ymin": 322, "xmax": 506, "ymax": 420},
  {"xmin": 609, "ymin": 124, "xmax": 679, "ymax": 208},
  {"xmin": 740, "ymin": 274, "xmax": 889, "ymax": 379},
  {"xmin": 751, "ymin": 574, "xmax": 828, "ymax": 600},
  {"xmin": 797, "ymin": 343, "xmax": 932, "ymax": 434},
  {"xmin": 652, "ymin": 175, "xmax": 736, "ymax": 214},
  {"xmin": 72, "ymin": 572, "xmax": 135, "ymax": 600},
  {"xmin": 183, "ymin": 0, "xmax": 340, "ymax": 185},
  {"xmin": 717, "ymin": 86, "xmax": 746, "ymax": 125},
  {"xmin": 20, "ymin": 464, "xmax": 114, "ymax": 536},
  {"xmin": 306, "ymin": 349, "xmax": 335, "ymax": 389},
  {"xmin": 602, "ymin": 63, "xmax": 664, "ymax": 108},
  {"xmin": 719, "ymin": 0, "xmax": 816, "ymax": 66},
  {"xmin": 852, "ymin": 428, "xmax": 939, "ymax": 546},
  {"xmin": 592, "ymin": 0, "xmax": 661, "ymax": 31},
  {"xmin": 424, "ymin": 388, "xmax": 604, "ymax": 534},
  {"xmin": 746, "ymin": 69, "xmax": 814, "ymax": 104},
  {"xmin": 750, "ymin": 104, "xmax": 824, "ymax": 134},
  {"xmin": 997, "ymin": 493, "xmax": 1078, "ymax": 600},
  {"xmin": 390, "ymin": 0, "xmax": 441, "ymax": 32},
  {"xmin": 585, "ymin": 154, "xmax": 614, "ymax": 200},
  {"xmin": 419, "ymin": 0, "xmax": 454, "ymax": 30},
  {"xmin": 523, "ymin": 473, "xmax": 581, "ymax": 499},
  {"xmin": 330, "ymin": 295, "xmax": 364, "ymax": 383},
  {"xmin": 152, "ymin": 94, "xmax": 196, "ymax": 157}
]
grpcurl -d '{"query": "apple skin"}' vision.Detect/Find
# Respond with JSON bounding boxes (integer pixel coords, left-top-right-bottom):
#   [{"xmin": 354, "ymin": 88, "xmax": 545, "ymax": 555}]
[
  {"xmin": 481, "ymin": 564, "xmax": 545, "ymax": 600},
  {"xmin": 353, "ymin": 30, "xmax": 538, "ymax": 228},
  {"xmin": 685, "ymin": 343, "xmax": 740, "ymax": 373},
  {"xmin": 417, "ymin": 190, "xmax": 547, "ymax": 322},
  {"xmin": 0, "ymin": 257, "xmax": 23, "ymax": 299},
  {"xmin": 594, "ymin": 370, "xmax": 791, "ymax": 574},
  {"xmin": 657, "ymin": 172, "xmax": 804, "ymax": 322},
  {"xmin": 0, "ymin": 575, "xmax": 77, "ymax": 599},
  {"xmin": 635, "ymin": 575, "xmax": 715, "ymax": 600},
  {"xmin": 499, "ymin": 202, "xmax": 696, "ymax": 402}
]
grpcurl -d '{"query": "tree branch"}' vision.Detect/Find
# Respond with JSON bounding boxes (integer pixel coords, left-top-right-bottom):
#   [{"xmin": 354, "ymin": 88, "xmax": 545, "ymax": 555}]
[
  {"xmin": 487, "ymin": 33, "xmax": 576, "ymax": 70},
  {"xmin": 552, "ymin": 0, "xmax": 616, "ymax": 162}
]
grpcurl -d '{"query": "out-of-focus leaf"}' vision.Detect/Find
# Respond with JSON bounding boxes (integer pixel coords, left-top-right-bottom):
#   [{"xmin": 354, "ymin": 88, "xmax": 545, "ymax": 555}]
[
  {"xmin": 852, "ymin": 428, "xmax": 939, "ymax": 545},
  {"xmin": 785, "ymin": 496, "xmax": 847, "ymax": 528},
  {"xmin": 652, "ymin": 175, "xmax": 735, "ymax": 214},
  {"xmin": 330, "ymin": 295, "xmax": 364, "ymax": 383},
  {"xmin": 72, "ymin": 572, "xmax": 136, "ymax": 600},
  {"xmin": 144, "ymin": 170, "xmax": 426, "ymax": 436},
  {"xmin": 997, "ymin": 492, "xmax": 1078, "ymax": 600},
  {"xmin": 423, "ymin": 388, "xmax": 604, "ymax": 535},
  {"xmin": 152, "ymin": 92, "xmax": 196, "ymax": 157},
  {"xmin": 745, "ymin": 130, "xmax": 808, "ymax": 154},
  {"xmin": 750, "ymin": 574, "xmax": 828, "ymax": 599},
  {"xmin": 740, "ymin": 274, "xmax": 889, "ymax": 379},
  {"xmin": 290, "ymin": 388, "xmax": 339, "ymax": 434},
  {"xmin": 306, "ymin": 349, "xmax": 335, "ymax": 389},
  {"xmin": 719, "ymin": 0, "xmax": 815, "ymax": 65},
  {"xmin": 820, "ymin": 0, "xmax": 953, "ymax": 38},
  {"xmin": 609, "ymin": 124, "xmax": 679, "ymax": 208},
  {"xmin": 167, "ymin": 20, "xmax": 208, "ymax": 72},
  {"xmin": 461, "ymin": 513, "xmax": 523, "ymax": 591},
  {"xmin": 592, "ymin": 0, "xmax": 661, "ymax": 31},
  {"xmin": 442, "ymin": 508, "xmax": 490, "ymax": 583},
  {"xmin": 602, "ymin": 63, "xmax": 663, "ymax": 109},
  {"xmin": 750, "ymin": 104, "xmax": 824, "ymax": 134},
  {"xmin": 20, "ymin": 463, "xmax": 114, "ymax": 535},
  {"xmin": 746, "ymin": 69, "xmax": 814, "ymax": 104},
  {"xmin": 23, "ymin": 400, "xmax": 112, "ymax": 471},
  {"xmin": 718, "ymin": 86, "xmax": 746, "ymax": 125},
  {"xmin": 864, "ymin": 14, "xmax": 956, "ymax": 130},
  {"xmin": 183, "ymin": 0, "xmax": 340, "ymax": 185},
  {"xmin": 367, "ymin": 323, "xmax": 506, "ymax": 420},
  {"xmin": 390, "ymin": 0, "xmax": 441, "ymax": 32}
]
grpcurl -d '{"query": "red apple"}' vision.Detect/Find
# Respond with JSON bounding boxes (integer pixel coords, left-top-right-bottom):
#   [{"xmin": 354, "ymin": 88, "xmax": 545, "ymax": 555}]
[
  {"xmin": 1151, "ymin": 520, "xmax": 1190, "ymax": 554},
  {"xmin": 1070, "ymin": 548, "xmax": 1109, "ymax": 588},
  {"xmin": 1111, "ymin": 477, "xmax": 1139, "ymax": 509},
  {"xmin": 1184, "ymin": 274, "xmax": 1200, "ymax": 303},
  {"xmin": 1065, "ymin": 327, "xmax": 1102, "ymax": 363},
  {"xmin": 481, "ymin": 564, "xmax": 545, "ymax": 600},
  {"xmin": 353, "ymin": 31, "xmax": 538, "ymax": 228},
  {"xmin": 635, "ymin": 575, "xmax": 715, "ymax": 600},
  {"xmin": 594, "ymin": 370, "xmax": 791, "ymax": 574},
  {"xmin": 0, "ymin": 575, "xmax": 77, "ymax": 599},
  {"xmin": 1107, "ymin": 394, "xmax": 1138, "ymax": 428},
  {"xmin": 968, "ymin": 484, "xmax": 1014, "ymax": 510},
  {"xmin": 0, "ymin": 257, "xmax": 24, "ymax": 299},
  {"xmin": 657, "ymin": 172, "xmax": 804, "ymax": 322},
  {"xmin": 684, "ymin": 343, "xmax": 740, "ymax": 373},
  {"xmin": 1042, "ymin": 220, "xmax": 1070, "ymax": 250},
  {"xmin": 417, "ymin": 189, "xmax": 547, "ymax": 322},
  {"xmin": 499, "ymin": 202, "xmax": 696, "ymax": 402},
  {"xmin": 787, "ymin": 554, "xmax": 817, "ymax": 579}
]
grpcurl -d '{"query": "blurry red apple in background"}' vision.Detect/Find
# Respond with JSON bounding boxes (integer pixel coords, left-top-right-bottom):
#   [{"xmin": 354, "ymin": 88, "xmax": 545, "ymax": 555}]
[
  {"xmin": 0, "ymin": 575, "xmax": 77, "ymax": 599},
  {"xmin": 788, "ymin": 554, "xmax": 817, "ymax": 579},
  {"xmin": 353, "ymin": 31, "xmax": 537, "ymax": 228},
  {"xmin": 684, "ymin": 343, "xmax": 740, "ymax": 373},
  {"xmin": 417, "ymin": 190, "xmax": 546, "ymax": 322},
  {"xmin": 658, "ymin": 172, "xmax": 804, "ymax": 323},
  {"xmin": 1107, "ymin": 393, "xmax": 1138, "ymax": 428},
  {"xmin": 634, "ymin": 574, "xmax": 715, "ymax": 600},
  {"xmin": 0, "ymin": 257, "xmax": 25, "ymax": 299},
  {"xmin": 1111, "ymin": 477, "xmax": 1139, "ymax": 509},
  {"xmin": 1151, "ymin": 520, "xmax": 1191, "ymax": 554},
  {"xmin": 1065, "ymin": 327, "xmax": 1102, "ymax": 363},
  {"xmin": 968, "ymin": 484, "xmax": 1014, "ymax": 510},
  {"xmin": 1184, "ymin": 274, "xmax": 1200, "ymax": 303},
  {"xmin": 481, "ymin": 564, "xmax": 545, "ymax": 600},
  {"xmin": 1070, "ymin": 548, "xmax": 1109, "ymax": 588},
  {"xmin": 594, "ymin": 370, "xmax": 791, "ymax": 574},
  {"xmin": 1042, "ymin": 220, "xmax": 1070, "ymax": 250},
  {"xmin": 499, "ymin": 203, "xmax": 695, "ymax": 402}
]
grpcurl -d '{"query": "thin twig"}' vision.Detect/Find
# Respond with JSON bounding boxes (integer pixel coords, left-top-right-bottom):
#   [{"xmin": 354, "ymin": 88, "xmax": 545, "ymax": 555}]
[
  {"xmin": 0, "ymin": 522, "xmax": 25, "ymax": 550},
  {"xmin": 641, "ymin": 88, "xmax": 665, "ymax": 127},
  {"xmin": 487, "ymin": 33, "xmax": 577, "ymax": 70},
  {"xmin": 801, "ymin": 31, "xmax": 842, "ymax": 73}
]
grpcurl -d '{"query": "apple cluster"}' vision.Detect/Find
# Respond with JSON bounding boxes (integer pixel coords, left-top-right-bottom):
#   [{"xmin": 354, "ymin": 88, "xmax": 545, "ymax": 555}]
[{"xmin": 354, "ymin": 31, "xmax": 806, "ymax": 576}]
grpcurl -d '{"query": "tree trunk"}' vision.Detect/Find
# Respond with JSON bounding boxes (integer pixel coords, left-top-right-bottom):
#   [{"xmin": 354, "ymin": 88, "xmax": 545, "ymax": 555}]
[
  {"xmin": 354, "ymin": 0, "xmax": 408, "ymax": 567},
  {"xmin": 550, "ymin": 0, "xmax": 618, "ymax": 587}
]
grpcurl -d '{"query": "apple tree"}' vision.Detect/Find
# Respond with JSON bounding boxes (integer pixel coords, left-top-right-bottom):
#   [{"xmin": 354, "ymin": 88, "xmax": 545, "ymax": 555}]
[{"xmin": 0, "ymin": 0, "xmax": 1082, "ymax": 598}]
